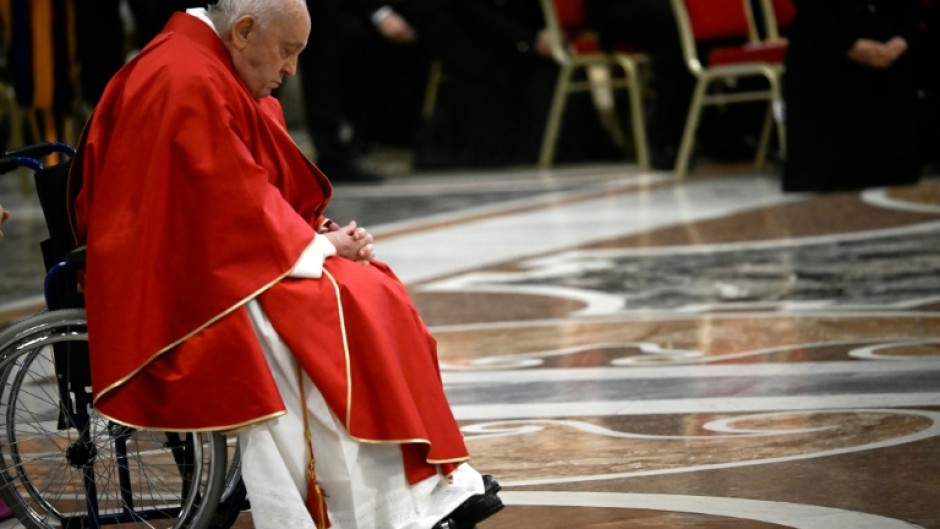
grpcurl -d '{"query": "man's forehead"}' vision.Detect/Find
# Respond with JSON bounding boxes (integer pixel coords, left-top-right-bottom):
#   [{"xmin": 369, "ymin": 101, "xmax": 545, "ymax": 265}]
[
  {"xmin": 284, "ymin": 1, "xmax": 310, "ymax": 30},
  {"xmin": 284, "ymin": 0, "xmax": 310, "ymax": 21},
  {"xmin": 267, "ymin": 4, "xmax": 310, "ymax": 40}
]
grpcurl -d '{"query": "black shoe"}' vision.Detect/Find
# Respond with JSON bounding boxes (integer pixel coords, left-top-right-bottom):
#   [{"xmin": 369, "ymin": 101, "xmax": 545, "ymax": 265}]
[
  {"xmin": 433, "ymin": 518, "xmax": 460, "ymax": 529},
  {"xmin": 482, "ymin": 474, "xmax": 501, "ymax": 496},
  {"xmin": 434, "ymin": 491, "xmax": 504, "ymax": 529},
  {"xmin": 454, "ymin": 493, "xmax": 504, "ymax": 527}
]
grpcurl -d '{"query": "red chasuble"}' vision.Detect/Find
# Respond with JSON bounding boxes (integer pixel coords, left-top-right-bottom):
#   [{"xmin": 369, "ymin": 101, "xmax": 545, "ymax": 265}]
[{"xmin": 69, "ymin": 13, "xmax": 468, "ymax": 482}]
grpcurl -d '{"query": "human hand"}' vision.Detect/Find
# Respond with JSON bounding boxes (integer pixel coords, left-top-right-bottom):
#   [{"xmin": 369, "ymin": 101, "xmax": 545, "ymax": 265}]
[
  {"xmin": 535, "ymin": 28, "xmax": 555, "ymax": 58},
  {"xmin": 884, "ymin": 36, "xmax": 908, "ymax": 62},
  {"xmin": 323, "ymin": 220, "xmax": 375, "ymax": 263},
  {"xmin": 0, "ymin": 205, "xmax": 8, "ymax": 239},
  {"xmin": 377, "ymin": 12, "xmax": 417, "ymax": 44},
  {"xmin": 847, "ymin": 38, "xmax": 894, "ymax": 69},
  {"xmin": 318, "ymin": 220, "xmax": 341, "ymax": 233}
]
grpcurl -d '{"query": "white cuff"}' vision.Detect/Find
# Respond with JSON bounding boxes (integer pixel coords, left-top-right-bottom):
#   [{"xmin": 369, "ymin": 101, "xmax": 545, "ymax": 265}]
[{"xmin": 289, "ymin": 236, "xmax": 336, "ymax": 279}]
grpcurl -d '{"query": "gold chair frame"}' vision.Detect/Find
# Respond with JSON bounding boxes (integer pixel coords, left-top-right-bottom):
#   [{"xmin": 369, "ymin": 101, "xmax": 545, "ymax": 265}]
[
  {"xmin": 759, "ymin": 0, "xmax": 795, "ymax": 40},
  {"xmin": 670, "ymin": 0, "xmax": 786, "ymax": 179},
  {"xmin": 538, "ymin": 0, "xmax": 650, "ymax": 170}
]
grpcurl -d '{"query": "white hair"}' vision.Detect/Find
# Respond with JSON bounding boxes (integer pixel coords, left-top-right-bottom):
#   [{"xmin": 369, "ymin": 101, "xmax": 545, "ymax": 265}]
[{"xmin": 206, "ymin": 0, "xmax": 305, "ymax": 35}]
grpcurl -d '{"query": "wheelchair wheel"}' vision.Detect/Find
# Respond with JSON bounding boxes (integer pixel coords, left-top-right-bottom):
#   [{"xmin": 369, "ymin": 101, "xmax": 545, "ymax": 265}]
[
  {"xmin": 207, "ymin": 441, "xmax": 247, "ymax": 529},
  {"xmin": 0, "ymin": 309, "xmax": 226, "ymax": 529}
]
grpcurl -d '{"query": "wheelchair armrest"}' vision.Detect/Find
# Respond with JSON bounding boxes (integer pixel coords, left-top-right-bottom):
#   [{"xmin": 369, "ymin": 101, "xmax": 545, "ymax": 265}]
[
  {"xmin": 66, "ymin": 246, "xmax": 86, "ymax": 268},
  {"xmin": 44, "ymin": 246, "xmax": 86, "ymax": 310}
]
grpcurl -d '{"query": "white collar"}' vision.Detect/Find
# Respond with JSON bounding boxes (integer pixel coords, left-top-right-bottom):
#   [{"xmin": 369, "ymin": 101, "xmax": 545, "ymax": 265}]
[{"xmin": 185, "ymin": 7, "xmax": 218, "ymax": 34}]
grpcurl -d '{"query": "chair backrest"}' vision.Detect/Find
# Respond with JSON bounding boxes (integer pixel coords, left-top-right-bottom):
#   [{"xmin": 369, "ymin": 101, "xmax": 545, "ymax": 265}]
[
  {"xmin": 683, "ymin": 0, "xmax": 758, "ymax": 42},
  {"xmin": 540, "ymin": 0, "xmax": 589, "ymax": 62},
  {"xmin": 553, "ymin": 0, "xmax": 588, "ymax": 34},
  {"xmin": 670, "ymin": 0, "xmax": 760, "ymax": 72},
  {"xmin": 542, "ymin": 0, "xmax": 613, "ymax": 58}
]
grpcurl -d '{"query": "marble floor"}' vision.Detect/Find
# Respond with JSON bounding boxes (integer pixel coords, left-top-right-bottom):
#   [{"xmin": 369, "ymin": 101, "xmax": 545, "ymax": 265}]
[{"xmin": 1, "ymin": 153, "xmax": 939, "ymax": 528}]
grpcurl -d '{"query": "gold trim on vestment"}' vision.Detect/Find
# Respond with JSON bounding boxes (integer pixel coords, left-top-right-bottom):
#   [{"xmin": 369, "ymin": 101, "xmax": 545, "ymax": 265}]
[
  {"xmin": 349, "ymin": 435, "xmax": 471, "ymax": 465},
  {"xmin": 427, "ymin": 456, "xmax": 472, "ymax": 465},
  {"xmin": 95, "ymin": 408, "xmax": 286, "ymax": 434},
  {"xmin": 318, "ymin": 270, "xmax": 470, "ymax": 467},
  {"xmin": 322, "ymin": 268, "xmax": 353, "ymax": 428},
  {"xmin": 93, "ymin": 265, "xmax": 302, "ymax": 409},
  {"xmin": 353, "ymin": 436, "xmax": 434, "ymax": 445}
]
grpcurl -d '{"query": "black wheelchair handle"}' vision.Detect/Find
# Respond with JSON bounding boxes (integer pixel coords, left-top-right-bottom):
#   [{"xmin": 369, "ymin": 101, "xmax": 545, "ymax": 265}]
[
  {"xmin": 3, "ymin": 141, "xmax": 74, "ymax": 160},
  {"xmin": 0, "ymin": 157, "xmax": 19, "ymax": 175},
  {"xmin": 66, "ymin": 246, "xmax": 86, "ymax": 267},
  {"xmin": 0, "ymin": 142, "xmax": 76, "ymax": 174}
]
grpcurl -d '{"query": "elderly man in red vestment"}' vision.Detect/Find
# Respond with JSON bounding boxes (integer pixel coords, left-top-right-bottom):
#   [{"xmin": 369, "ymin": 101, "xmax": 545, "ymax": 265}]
[{"xmin": 67, "ymin": 1, "xmax": 502, "ymax": 528}]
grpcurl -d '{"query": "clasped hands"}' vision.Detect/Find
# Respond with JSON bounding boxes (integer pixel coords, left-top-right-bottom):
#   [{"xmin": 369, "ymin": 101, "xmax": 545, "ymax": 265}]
[
  {"xmin": 320, "ymin": 220, "xmax": 375, "ymax": 264},
  {"xmin": 848, "ymin": 37, "xmax": 908, "ymax": 69}
]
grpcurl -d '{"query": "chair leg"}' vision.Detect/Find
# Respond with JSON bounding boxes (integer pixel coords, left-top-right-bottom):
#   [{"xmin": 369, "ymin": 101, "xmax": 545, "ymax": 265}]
[
  {"xmin": 755, "ymin": 103, "xmax": 773, "ymax": 171},
  {"xmin": 539, "ymin": 65, "xmax": 574, "ymax": 169},
  {"xmin": 422, "ymin": 60, "xmax": 444, "ymax": 120},
  {"xmin": 674, "ymin": 77, "xmax": 708, "ymax": 180},
  {"xmin": 774, "ymin": 99, "xmax": 786, "ymax": 158},
  {"xmin": 613, "ymin": 54, "xmax": 650, "ymax": 171},
  {"xmin": 756, "ymin": 74, "xmax": 786, "ymax": 170}
]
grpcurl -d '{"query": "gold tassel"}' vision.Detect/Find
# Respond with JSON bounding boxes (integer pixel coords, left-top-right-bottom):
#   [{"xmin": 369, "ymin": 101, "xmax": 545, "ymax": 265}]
[{"xmin": 299, "ymin": 368, "xmax": 331, "ymax": 528}]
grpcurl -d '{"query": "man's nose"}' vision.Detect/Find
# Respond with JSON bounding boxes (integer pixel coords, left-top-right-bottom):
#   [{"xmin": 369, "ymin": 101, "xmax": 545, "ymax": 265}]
[{"xmin": 283, "ymin": 57, "xmax": 298, "ymax": 77}]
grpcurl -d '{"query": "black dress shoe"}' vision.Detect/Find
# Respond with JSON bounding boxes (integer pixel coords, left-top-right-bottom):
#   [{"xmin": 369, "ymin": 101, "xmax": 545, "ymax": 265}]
[
  {"xmin": 433, "ymin": 517, "xmax": 459, "ymax": 529},
  {"xmin": 433, "ymin": 491, "xmax": 504, "ymax": 529},
  {"xmin": 482, "ymin": 474, "xmax": 501, "ymax": 496},
  {"xmin": 452, "ymin": 493, "xmax": 503, "ymax": 527}
]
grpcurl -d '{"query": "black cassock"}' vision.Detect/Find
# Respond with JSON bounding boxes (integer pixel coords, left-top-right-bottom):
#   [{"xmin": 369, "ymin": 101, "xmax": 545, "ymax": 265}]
[{"xmin": 783, "ymin": 0, "xmax": 924, "ymax": 192}]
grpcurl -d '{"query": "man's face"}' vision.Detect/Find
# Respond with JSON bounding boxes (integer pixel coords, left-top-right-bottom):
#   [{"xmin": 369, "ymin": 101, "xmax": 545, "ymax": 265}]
[{"xmin": 229, "ymin": 3, "xmax": 310, "ymax": 98}]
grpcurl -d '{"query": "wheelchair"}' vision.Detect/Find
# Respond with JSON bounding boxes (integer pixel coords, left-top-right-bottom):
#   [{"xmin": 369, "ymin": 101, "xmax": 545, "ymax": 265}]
[{"xmin": 0, "ymin": 143, "xmax": 246, "ymax": 529}]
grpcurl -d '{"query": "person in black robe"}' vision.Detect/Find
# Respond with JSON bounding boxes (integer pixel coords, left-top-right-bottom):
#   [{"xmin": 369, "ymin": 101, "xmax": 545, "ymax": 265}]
[
  {"xmin": 782, "ymin": 0, "xmax": 925, "ymax": 192},
  {"xmin": 411, "ymin": 0, "xmax": 557, "ymax": 169},
  {"xmin": 917, "ymin": 0, "xmax": 940, "ymax": 172},
  {"xmin": 299, "ymin": 0, "xmax": 436, "ymax": 182}
]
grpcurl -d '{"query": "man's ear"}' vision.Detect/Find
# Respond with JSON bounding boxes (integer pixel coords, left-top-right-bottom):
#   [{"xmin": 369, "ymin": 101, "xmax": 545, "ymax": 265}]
[{"xmin": 230, "ymin": 15, "xmax": 256, "ymax": 50}]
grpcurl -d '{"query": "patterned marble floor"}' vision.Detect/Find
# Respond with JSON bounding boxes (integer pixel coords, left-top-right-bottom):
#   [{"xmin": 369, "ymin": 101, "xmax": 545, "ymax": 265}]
[{"xmin": 1, "ymin": 157, "xmax": 939, "ymax": 529}]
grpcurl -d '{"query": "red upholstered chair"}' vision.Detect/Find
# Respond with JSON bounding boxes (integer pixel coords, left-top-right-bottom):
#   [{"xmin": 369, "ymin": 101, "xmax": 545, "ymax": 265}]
[
  {"xmin": 538, "ymin": 0, "xmax": 650, "ymax": 170},
  {"xmin": 670, "ymin": 0, "xmax": 787, "ymax": 179}
]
